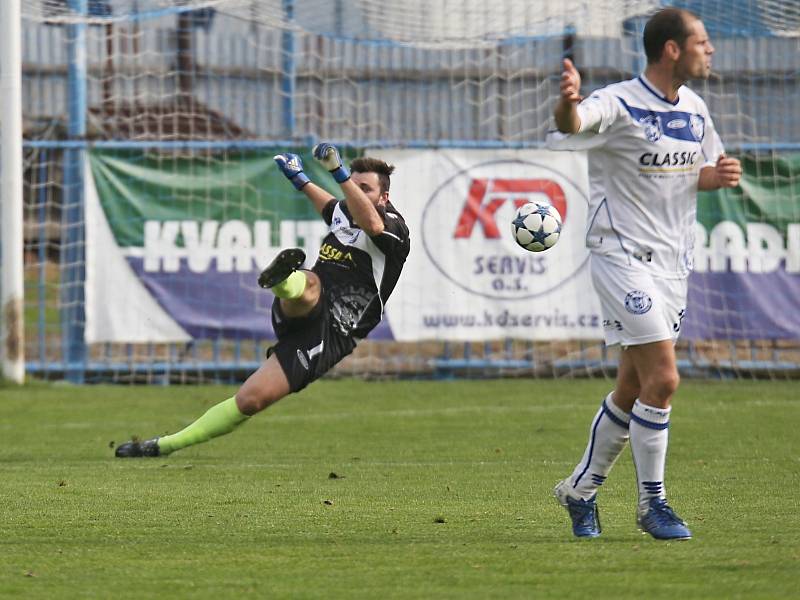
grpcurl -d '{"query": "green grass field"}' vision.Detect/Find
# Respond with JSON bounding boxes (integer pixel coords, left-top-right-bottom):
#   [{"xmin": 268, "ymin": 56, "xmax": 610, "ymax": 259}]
[{"xmin": 1, "ymin": 379, "xmax": 798, "ymax": 599}]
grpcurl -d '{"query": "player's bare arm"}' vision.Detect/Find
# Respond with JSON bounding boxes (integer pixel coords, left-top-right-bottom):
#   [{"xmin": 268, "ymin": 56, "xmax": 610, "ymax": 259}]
[
  {"xmin": 698, "ymin": 154, "xmax": 742, "ymax": 190},
  {"xmin": 301, "ymin": 181, "xmax": 338, "ymax": 215},
  {"xmin": 554, "ymin": 58, "xmax": 583, "ymax": 134},
  {"xmin": 313, "ymin": 143, "xmax": 385, "ymax": 236},
  {"xmin": 338, "ymin": 177, "xmax": 385, "ymax": 236}
]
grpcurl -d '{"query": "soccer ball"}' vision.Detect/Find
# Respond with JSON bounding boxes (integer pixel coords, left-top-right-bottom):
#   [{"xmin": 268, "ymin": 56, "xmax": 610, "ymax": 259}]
[{"xmin": 511, "ymin": 201, "xmax": 562, "ymax": 252}]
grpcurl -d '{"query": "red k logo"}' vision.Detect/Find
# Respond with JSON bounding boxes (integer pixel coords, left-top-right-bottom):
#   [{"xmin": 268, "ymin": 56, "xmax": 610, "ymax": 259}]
[
  {"xmin": 420, "ymin": 158, "xmax": 588, "ymax": 300},
  {"xmin": 454, "ymin": 179, "xmax": 568, "ymax": 239}
]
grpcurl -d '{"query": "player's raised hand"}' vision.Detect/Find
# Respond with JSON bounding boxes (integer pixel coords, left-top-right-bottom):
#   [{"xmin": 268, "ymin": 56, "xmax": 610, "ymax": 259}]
[
  {"xmin": 560, "ymin": 58, "xmax": 583, "ymax": 104},
  {"xmin": 553, "ymin": 58, "xmax": 583, "ymax": 134},
  {"xmin": 714, "ymin": 154, "xmax": 742, "ymax": 188},
  {"xmin": 312, "ymin": 142, "xmax": 351, "ymax": 183},
  {"xmin": 274, "ymin": 153, "xmax": 310, "ymax": 190}
]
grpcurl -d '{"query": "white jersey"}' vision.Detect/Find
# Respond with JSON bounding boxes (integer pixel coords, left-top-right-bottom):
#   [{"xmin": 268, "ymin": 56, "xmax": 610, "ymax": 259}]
[{"xmin": 546, "ymin": 74, "xmax": 725, "ymax": 278}]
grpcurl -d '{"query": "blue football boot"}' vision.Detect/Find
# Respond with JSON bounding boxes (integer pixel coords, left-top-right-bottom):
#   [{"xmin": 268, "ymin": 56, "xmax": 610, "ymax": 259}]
[
  {"xmin": 554, "ymin": 480, "xmax": 601, "ymax": 538},
  {"xmin": 637, "ymin": 497, "xmax": 692, "ymax": 540}
]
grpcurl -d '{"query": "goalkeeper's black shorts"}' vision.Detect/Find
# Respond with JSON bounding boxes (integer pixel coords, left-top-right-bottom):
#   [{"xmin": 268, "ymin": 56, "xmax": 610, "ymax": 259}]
[{"xmin": 266, "ymin": 292, "xmax": 357, "ymax": 393}]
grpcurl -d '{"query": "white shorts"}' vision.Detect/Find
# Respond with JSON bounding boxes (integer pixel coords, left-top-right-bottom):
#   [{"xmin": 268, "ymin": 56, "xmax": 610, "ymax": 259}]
[{"xmin": 590, "ymin": 253, "xmax": 688, "ymax": 347}]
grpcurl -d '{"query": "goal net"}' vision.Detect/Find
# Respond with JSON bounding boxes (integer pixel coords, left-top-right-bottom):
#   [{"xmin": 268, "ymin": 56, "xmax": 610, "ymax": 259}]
[{"xmin": 11, "ymin": 0, "xmax": 800, "ymax": 381}]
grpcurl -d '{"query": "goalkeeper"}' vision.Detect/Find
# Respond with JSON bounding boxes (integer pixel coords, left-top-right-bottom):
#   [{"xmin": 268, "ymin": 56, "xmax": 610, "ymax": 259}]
[{"xmin": 115, "ymin": 144, "xmax": 409, "ymax": 458}]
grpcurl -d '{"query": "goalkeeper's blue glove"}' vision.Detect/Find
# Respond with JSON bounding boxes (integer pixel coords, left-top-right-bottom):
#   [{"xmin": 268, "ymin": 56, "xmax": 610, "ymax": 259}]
[
  {"xmin": 274, "ymin": 153, "xmax": 310, "ymax": 190},
  {"xmin": 312, "ymin": 143, "xmax": 350, "ymax": 184}
]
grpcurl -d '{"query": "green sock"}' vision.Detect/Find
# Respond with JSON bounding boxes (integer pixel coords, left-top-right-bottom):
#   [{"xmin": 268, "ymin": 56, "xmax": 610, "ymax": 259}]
[
  {"xmin": 271, "ymin": 270, "xmax": 306, "ymax": 299},
  {"xmin": 157, "ymin": 396, "xmax": 249, "ymax": 455}
]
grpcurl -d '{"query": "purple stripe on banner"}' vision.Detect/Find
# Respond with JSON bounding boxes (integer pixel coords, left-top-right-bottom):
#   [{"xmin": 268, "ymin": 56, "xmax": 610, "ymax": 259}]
[
  {"xmin": 685, "ymin": 271, "xmax": 800, "ymax": 339},
  {"xmin": 127, "ymin": 257, "xmax": 395, "ymax": 341}
]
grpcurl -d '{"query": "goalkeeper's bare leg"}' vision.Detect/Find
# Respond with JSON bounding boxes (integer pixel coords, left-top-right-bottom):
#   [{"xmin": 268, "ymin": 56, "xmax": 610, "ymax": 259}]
[{"xmin": 115, "ymin": 255, "xmax": 322, "ymax": 458}]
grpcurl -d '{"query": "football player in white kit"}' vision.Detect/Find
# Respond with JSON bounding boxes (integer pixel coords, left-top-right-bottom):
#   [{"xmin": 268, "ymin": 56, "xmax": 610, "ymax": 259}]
[{"xmin": 546, "ymin": 8, "xmax": 741, "ymax": 539}]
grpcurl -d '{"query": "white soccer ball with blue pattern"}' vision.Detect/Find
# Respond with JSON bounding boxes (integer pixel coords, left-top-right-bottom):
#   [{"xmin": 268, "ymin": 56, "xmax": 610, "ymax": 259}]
[{"xmin": 511, "ymin": 201, "xmax": 562, "ymax": 252}]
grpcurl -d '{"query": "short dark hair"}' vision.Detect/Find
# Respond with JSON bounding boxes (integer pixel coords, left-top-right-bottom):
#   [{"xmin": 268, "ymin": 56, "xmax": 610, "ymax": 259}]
[
  {"xmin": 351, "ymin": 157, "xmax": 395, "ymax": 194},
  {"xmin": 643, "ymin": 8, "xmax": 698, "ymax": 64}
]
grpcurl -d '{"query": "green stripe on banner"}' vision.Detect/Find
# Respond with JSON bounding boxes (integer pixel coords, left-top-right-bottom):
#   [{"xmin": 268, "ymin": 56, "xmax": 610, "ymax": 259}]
[
  {"xmin": 88, "ymin": 149, "xmax": 357, "ymax": 248},
  {"xmin": 697, "ymin": 153, "xmax": 800, "ymax": 233}
]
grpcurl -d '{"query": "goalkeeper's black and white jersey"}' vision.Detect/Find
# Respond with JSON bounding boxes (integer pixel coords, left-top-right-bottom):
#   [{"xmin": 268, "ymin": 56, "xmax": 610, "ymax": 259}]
[{"xmin": 313, "ymin": 199, "xmax": 410, "ymax": 339}]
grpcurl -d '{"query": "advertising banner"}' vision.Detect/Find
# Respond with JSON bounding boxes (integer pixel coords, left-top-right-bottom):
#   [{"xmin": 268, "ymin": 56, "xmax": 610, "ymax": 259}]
[
  {"xmin": 371, "ymin": 149, "xmax": 603, "ymax": 341},
  {"xmin": 85, "ymin": 149, "xmax": 800, "ymax": 344},
  {"xmin": 688, "ymin": 153, "xmax": 800, "ymax": 339}
]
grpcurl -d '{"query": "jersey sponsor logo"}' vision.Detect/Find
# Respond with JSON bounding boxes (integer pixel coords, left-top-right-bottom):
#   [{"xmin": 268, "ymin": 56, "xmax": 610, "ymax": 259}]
[
  {"xmin": 638, "ymin": 151, "xmax": 698, "ymax": 167},
  {"xmin": 624, "ymin": 290, "xmax": 653, "ymax": 315},
  {"xmin": 690, "ymin": 114, "xmax": 705, "ymax": 141},
  {"xmin": 318, "ymin": 242, "xmax": 354, "ymax": 264},
  {"xmin": 640, "ymin": 114, "xmax": 663, "ymax": 142},
  {"xmin": 618, "ymin": 97, "xmax": 705, "ymax": 144},
  {"xmin": 330, "ymin": 204, "xmax": 362, "ymax": 244},
  {"xmin": 333, "ymin": 226, "xmax": 361, "ymax": 245},
  {"xmin": 421, "ymin": 159, "xmax": 589, "ymax": 300}
]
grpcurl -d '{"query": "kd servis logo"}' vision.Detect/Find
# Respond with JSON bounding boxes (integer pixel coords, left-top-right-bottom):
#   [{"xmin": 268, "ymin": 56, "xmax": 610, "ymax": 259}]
[{"xmin": 421, "ymin": 159, "xmax": 589, "ymax": 300}]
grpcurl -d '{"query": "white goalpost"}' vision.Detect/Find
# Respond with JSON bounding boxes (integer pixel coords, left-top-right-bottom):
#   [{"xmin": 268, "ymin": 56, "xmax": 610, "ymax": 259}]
[{"xmin": 0, "ymin": 0, "xmax": 25, "ymax": 384}]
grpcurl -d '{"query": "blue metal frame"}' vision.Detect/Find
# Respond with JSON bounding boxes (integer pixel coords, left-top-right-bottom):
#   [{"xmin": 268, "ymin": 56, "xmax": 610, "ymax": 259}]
[
  {"xmin": 19, "ymin": 6, "xmax": 799, "ymax": 381},
  {"xmin": 281, "ymin": 0, "xmax": 297, "ymax": 139},
  {"xmin": 23, "ymin": 140, "xmax": 800, "ymax": 152},
  {"xmin": 37, "ymin": 150, "xmax": 48, "ymax": 367},
  {"xmin": 60, "ymin": 0, "xmax": 88, "ymax": 383}
]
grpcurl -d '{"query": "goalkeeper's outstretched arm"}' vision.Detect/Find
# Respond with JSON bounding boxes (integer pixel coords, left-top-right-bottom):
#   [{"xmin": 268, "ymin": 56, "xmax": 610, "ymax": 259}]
[
  {"xmin": 313, "ymin": 143, "xmax": 385, "ymax": 236},
  {"xmin": 337, "ymin": 178, "xmax": 385, "ymax": 236},
  {"xmin": 299, "ymin": 181, "xmax": 337, "ymax": 215}
]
